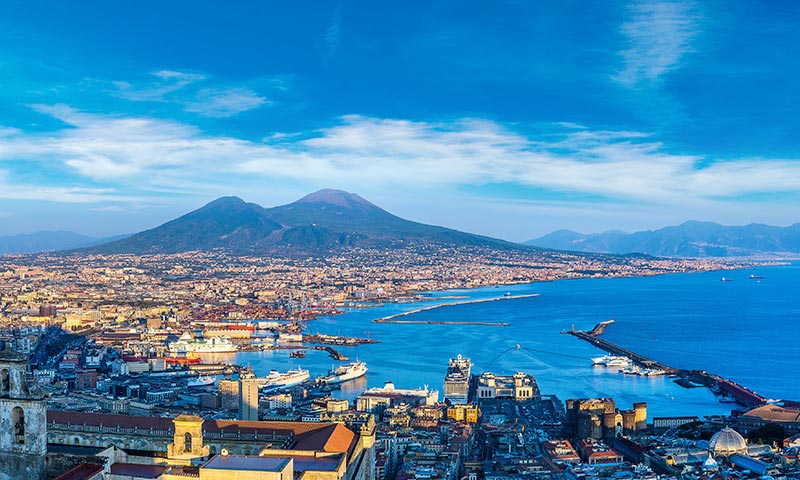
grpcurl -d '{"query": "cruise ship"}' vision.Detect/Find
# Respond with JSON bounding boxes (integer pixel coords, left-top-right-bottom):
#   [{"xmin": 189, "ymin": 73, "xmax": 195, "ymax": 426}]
[
  {"xmin": 592, "ymin": 355, "xmax": 632, "ymax": 367},
  {"xmin": 318, "ymin": 361, "xmax": 367, "ymax": 384},
  {"xmin": 258, "ymin": 368, "xmax": 310, "ymax": 390},
  {"xmin": 443, "ymin": 354, "xmax": 472, "ymax": 404},
  {"xmin": 169, "ymin": 332, "xmax": 237, "ymax": 353}
]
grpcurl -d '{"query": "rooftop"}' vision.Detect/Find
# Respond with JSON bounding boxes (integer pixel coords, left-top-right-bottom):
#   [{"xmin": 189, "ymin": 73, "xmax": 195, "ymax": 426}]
[{"xmin": 203, "ymin": 455, "xmax": 291, "ymax": 472}]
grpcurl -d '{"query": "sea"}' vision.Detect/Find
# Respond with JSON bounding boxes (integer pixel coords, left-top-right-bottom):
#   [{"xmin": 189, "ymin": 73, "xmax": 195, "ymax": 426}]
[{"xmin": 230, "ymin": 261, "xmax": 800, "ymax": 419}]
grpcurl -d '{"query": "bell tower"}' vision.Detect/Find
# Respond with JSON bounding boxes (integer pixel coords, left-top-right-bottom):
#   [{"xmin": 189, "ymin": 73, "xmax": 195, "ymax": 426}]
[
  {"xmin": 0, "ymin": 347, "xmax": 46, "ymax": 480},
  {"xmin": 167, "ymin": 414, "xmax": 210, "ymax": 464}
]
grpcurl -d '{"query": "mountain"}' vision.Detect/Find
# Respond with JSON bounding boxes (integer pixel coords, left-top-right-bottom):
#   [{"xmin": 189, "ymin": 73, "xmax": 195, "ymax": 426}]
[
  {"xmin": 0, "ymin": 231, "xmax": 127, "ymax": 254},
  {"xmin": 89, "ymin": 189, "xmax": 518, "ymax": 254},
  {"xmin": 526, "ymin": 221, "xmax": 800, "ymax": 257}
]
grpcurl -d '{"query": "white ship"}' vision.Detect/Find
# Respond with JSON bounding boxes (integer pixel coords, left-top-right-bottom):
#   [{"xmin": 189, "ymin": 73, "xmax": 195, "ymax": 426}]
[
  {"xmin": 592, "ymin": 355, "xmax": 632, "ymax": 367},
  {"xmin": 443, "ymin": 354, "xmax": 472, "ymax": 405},
  {"xmin": 188, "ymin": 375, "xmax": 216, "ymax": 387},
  {"xmin": 318, "ymin": 361, "xmax": 367, "ymax": 384},
  {"xmin": 258, "ymin": 368, "xmax": 310, "ymax": 390},
  {"xmin": 169, "ymin": 332, "xmax": 238, "ymax": 354}
]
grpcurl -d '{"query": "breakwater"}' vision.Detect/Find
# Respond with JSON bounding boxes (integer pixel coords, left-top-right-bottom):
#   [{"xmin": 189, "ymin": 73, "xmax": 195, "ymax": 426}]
[
  {"xmin": 373, "ymin": 293, "xmax": 539, "ymax": 325},
  {"xmin": 567, "ymin": 321, "xmax": 768, "ymax": 408}
]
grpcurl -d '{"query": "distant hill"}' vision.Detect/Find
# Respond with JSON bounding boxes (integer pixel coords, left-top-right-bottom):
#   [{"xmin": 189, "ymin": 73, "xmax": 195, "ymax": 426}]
[
  {"xmin": 0, "ymin": 231, "xmax": 129, "ymax": 255},
  {"xmin": 526, "ymin": 221, "xmax": 800, "ymax": 257},
  {"xmin": 88, "ymin": 189, "xmax": 520, "ymax": 254}
]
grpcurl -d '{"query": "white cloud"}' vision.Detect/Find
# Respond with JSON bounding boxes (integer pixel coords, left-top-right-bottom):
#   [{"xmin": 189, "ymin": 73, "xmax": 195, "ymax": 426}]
[
  {"xmin": 1, "ymin": 106, "xmax": 800, "ymax": 208},
  {"xmin": 112, "ymin": 70, "xmax": 267, "ymax": 117},
  {"xmin": 614, "ymin": 1, "xmax": 699, "ymax": 88},
  {"xmin": 184, "ymin": 87, "xmax": 268, "ymax": 118}
]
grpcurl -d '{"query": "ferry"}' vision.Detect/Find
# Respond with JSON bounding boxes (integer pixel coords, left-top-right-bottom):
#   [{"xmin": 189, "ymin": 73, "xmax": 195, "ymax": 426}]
[
  {"xmin": 169, "ymin": 332, "xmax": 238, "ymax": 354},
  {"xmin": 443, "ymin": 354, "xmax": 472, "ymax": 404},
  {"xmin": 259, "ymin": 368, "xmax": 310, "ymax": 390},
  {"xmin": 592, "ymin": 355, "xmax": 632, "ymax": 367},
  {"xmin": 187, "ymin": 375, "xmax": 216, "ymax": 387},
  {"xmin": 317, "ymin": 361, "xmax": 368, "ymax": 384}
]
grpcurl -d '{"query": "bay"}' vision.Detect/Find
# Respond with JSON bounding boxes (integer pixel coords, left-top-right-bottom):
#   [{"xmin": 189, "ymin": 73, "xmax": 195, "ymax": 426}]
[{"xmin": 234, "ymin": 262, "xmax": 799, "ymax": 419}]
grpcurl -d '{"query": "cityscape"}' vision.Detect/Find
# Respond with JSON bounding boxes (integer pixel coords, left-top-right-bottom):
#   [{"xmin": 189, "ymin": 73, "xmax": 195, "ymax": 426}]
[{"xmin": 2, "ymin": 2, "xmax": 800, "ymax": 480}]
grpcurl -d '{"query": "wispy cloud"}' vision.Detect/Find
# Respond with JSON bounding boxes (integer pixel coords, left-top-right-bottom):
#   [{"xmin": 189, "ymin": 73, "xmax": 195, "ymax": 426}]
[
  {"xmin": 614, "ymin": 1, "xmax": 700, "ymax": 88},
  {"xmin": 111, "ymin": 70, "xmax": 267, "ymax": 117},
  {"xmin": 2, "ymin": 106, "xmax": 800, "ymax": 208},
  {"xmin": 325, "ymin": 5, "xmax": 343, "ymax": 58},
  {"xmin": 184, "ymin": 87, "xmax": 268, "ymax": 118},
  {"xmin": 113, "ymin": 70, "xmax": 206, "ymax": 102}
]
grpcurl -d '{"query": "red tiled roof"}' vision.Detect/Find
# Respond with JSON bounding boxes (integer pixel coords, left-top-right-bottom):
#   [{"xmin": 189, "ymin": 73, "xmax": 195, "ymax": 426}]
[
  {"xmin": 47, "ymin": 411, "xmax": 173, "ymax": 431},
  {"xmin": 53, "ymin": 463, "xmax": 103, "ymax": 480},
  {"xmin": 110, "ymin": 463, "xmax": 167, "ymax": 478}
]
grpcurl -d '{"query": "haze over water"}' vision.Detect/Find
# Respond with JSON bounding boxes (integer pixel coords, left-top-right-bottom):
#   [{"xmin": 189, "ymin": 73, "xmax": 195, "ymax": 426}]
[{"xmin": 236, "ymin": 262, "xmax": 799, "ymax": 418}]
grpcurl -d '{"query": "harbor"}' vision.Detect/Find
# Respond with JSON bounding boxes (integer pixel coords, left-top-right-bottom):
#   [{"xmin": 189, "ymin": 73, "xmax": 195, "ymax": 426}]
[{"xmin": 567, "ymin": 320, "xmax": 768, "ymax": 408}]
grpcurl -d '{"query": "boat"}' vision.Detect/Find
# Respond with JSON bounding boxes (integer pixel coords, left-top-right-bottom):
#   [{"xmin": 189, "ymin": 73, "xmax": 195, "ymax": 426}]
[
  {"xmin": 258, "ymin": 368, "xmax": 310, "ymax": 390},
  {"xmin": 187, "ymin": 375, "xmax": 216, "ymax": 387},
  {"xmin": 749, "ymin": 274, "xmax": 765, "ymax": 279},
  {"xmin": 290, "ymin": 350, "xmax": 306, "ymax": 358},
  {"xmin": 504, "ymin": 292, "xmax": 512, "ymax": 297},
  {"xmin": 317, "ymin": 361, "xmax": 368, "ymax": 384},
  {"xmin": 720, "ymin": 277, "xmax": 733, "ymax": 282},
  {"xmin": 443, "ymin": 354, "xmax": 472, "ymax": 404},
  {"xmin": 592, "ymin": 355, "xmax": 632, "ymax": 367},
  {"xmin": 169, "ymin": 332, "xmax": 237, "ymax": 353}
]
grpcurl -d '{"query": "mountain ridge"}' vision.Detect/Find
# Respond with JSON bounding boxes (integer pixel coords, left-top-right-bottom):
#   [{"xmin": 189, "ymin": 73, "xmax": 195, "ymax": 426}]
[
  {"xmin": 526, "ymin": 221, "xmax": 800, "ymax": 257},
  {"xmin": 87, "ymin": 189, "xmax": 521, "ymax": 255}
]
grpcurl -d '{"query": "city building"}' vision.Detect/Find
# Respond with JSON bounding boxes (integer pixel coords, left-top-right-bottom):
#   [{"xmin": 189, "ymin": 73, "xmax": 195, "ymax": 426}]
[
  {"xmin": 240, "ymin": 373, "xmax": 260, "ymax": 421},
  {"xmin": 475, "ymin": 371, "xmax": 540, "ymax": 401},
  {"xmin": 0, "ymin": 347, "xmax": 47, "ymax": 480}
]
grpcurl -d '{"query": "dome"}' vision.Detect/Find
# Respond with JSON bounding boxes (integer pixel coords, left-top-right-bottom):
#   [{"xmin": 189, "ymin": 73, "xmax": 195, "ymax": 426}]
[
  {"xmin": 709, "ymin": 427, "xmax": 747, "ymax": 457},
  {"xmin": 702, "ymin": 453, "xmax": 719, "ymax": 471}
]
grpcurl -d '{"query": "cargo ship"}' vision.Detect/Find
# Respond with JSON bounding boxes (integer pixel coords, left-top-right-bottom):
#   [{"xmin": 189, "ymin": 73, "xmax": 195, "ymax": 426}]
[
  {"xmin": 259, "ymin": 368, "xmax": 310, "ymax": 390},
  {"xmin": 169, "ymin": 332, "xmax": 237, "ymax": 354},
  {"xmin": 443, "ymin": 354, "xmax": 472, "ymax": 404},
  {"xmin": 317, "ymin": 361, "xmax": 367, "ymax": 384}
]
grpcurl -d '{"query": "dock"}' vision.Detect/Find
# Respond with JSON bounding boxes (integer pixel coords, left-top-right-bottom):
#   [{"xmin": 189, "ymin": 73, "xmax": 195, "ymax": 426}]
[
  {"xmin": 373, "ymin": 293, "xmax": 539, "ymax": 325},
  {"xmin": 567, "ymin": 321, "xmax": 767, "ymax": 408}
]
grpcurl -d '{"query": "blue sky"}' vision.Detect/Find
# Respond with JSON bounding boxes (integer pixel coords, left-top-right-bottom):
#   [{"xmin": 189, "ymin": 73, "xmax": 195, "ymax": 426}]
[{"xmin": 1, "ymin": 0, "xmax": 799, "ymax": 241}]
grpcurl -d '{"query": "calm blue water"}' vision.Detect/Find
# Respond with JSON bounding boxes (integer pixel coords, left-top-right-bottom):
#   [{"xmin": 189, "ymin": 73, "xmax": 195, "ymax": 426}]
[{"xmin": 233, "ymin": 262, "xmax": 799, "ymax": 418}]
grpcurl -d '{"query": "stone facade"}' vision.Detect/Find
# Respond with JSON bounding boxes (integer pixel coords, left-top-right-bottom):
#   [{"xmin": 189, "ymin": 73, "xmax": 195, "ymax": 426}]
[{"xmin": 0, "ymin": 348, "xmax": 47, "ymax": 480}]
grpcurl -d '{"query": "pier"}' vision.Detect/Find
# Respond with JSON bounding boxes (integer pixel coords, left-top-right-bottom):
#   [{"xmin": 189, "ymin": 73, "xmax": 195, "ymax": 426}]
[
  {"xmin": 373, "ymin": 293, "xmax": 539, "ymax": 325},
  {"xmin": 567, "ymin": 321, "xmax": 768, "ymax": 408}
]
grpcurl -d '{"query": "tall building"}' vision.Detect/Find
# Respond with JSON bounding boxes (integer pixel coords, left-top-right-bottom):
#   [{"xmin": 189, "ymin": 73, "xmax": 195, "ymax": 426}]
[
  {"xmin": 239, "ymin": 371, "xmax": 260, "ymax": 421},
  {"xmin": 0, "ymin": 347, "xmax": 47, "ymax": 480},
  {"xmin": 218, "ymin": 379, "xmax": 240, "ymax": 411}
]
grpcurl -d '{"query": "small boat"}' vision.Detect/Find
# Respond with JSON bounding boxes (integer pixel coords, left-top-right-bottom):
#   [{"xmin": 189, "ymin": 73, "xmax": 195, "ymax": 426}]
[
  {"xmin": 720, "ymin": 277, "xmax": 733, "ymax": 282},
  {"xmin": 290, "ymin": 350, "xmax": 306, "ymax": 358},
  {"xmin": 504, "ymin": 292, "xmax": 512, "ymax": 297},
  {"xmin": 749, "ymin": 274, "xmax": 765, "ymax": 279}
]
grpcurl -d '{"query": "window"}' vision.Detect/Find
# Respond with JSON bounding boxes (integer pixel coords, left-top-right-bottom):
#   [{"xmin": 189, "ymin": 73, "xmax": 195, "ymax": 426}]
[
  {"xmin": 1, "ymin": 369, "xmax": 9, "ymax": 396},
  {"xmin": 12, "ymin": 407, "xmax": 24, "ymax": 444},
  {"xmin": 184, "ymin": 432, "xmax": 193, "ymax": 452}
]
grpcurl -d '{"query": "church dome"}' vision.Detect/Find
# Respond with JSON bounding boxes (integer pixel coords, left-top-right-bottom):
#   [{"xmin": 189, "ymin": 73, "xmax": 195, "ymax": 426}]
[
  {"xmin": 702, "ymin": 453, "xmax": 719, "ymax": 471},
  {"xmin": 709, "ymin": 427, "xmax": 747, "ymax": 457}
]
